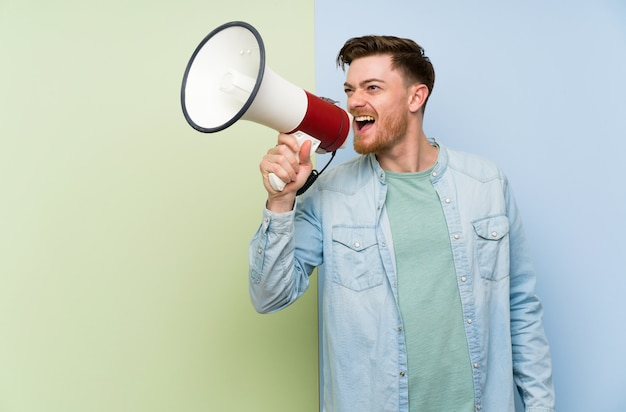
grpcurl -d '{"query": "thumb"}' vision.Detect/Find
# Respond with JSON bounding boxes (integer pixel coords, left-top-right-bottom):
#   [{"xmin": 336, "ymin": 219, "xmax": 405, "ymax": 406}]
[{"xmin": 299, "ymin": 139, "xmax": 313, "ymax": 166}]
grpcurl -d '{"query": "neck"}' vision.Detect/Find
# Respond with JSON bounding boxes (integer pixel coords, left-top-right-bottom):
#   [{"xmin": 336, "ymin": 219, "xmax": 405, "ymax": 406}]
[{"xmin": 376, "ymin": 130, "xmax": 437, "ymax": 173}]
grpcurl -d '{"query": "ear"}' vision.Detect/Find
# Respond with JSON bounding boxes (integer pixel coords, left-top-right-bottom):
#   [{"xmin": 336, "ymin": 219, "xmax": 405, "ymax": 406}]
[{"xmin": 408, "ymin": 84, "xmax": 429, "ymax": 113}]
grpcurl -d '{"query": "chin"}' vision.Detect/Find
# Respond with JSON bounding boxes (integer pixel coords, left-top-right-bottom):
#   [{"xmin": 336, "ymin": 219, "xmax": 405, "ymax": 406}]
[{"xmin": 353, "ymin": 141, "xmax": 376, "ymax": 155}]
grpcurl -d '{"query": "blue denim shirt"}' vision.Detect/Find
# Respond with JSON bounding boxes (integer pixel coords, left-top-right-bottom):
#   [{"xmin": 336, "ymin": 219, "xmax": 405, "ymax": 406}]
[{"xmin": 249, "ymin": 141, "xmax": 555, "ymax": 412}]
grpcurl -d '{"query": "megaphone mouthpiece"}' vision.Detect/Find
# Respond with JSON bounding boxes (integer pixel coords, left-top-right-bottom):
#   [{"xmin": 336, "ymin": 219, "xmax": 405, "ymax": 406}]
[{"xmin": 293, "ymin": 91, "xmax": 350, "ymax": 153}]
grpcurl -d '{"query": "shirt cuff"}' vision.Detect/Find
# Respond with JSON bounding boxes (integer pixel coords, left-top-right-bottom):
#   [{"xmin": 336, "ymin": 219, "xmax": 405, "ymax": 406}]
[{"xmin": 261, "ymin": 206, "xmax": 295, "ymax": 234}]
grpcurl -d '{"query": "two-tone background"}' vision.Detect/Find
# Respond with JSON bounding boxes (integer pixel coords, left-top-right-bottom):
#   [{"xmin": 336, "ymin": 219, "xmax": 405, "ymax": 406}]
[{"xmin": 1, "ymin": 0, "xmax": 624, "ymax": 411}]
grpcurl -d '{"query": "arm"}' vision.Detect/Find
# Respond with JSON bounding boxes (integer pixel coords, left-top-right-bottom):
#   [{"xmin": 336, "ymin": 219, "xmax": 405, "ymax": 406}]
[
  {"xmin": 249, "ymin": 208, "xmax": 306, "ymax": 313},
  {"xmin": 248, "ymin": 134, "xmax": 317, "ymax": 313},
  {"xmin": 505, "ymin": 179, "xmax": 556, "ymax": 411}
]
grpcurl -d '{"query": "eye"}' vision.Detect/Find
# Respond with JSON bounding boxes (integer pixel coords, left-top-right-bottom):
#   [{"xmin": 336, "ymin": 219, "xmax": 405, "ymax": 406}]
[
  {"xmin": 344, "ymin": 87, "xmax": 354, "ymax": 96},
  {"xmin": 367, "ymin": 85, "xmax": 380, "ymax": 91}
]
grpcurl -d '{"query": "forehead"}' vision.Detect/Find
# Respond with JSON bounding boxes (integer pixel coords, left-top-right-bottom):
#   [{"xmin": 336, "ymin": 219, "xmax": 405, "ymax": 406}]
[{"xmin": 345, "ymin": 54, "xmax": 399, "ymax": 84}]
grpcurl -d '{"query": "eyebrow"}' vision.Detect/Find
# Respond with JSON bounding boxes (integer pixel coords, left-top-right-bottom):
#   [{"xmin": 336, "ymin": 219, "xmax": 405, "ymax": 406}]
[{"xmin": 344, "ymin": 78, "xmax": 386, "ymax": 88}]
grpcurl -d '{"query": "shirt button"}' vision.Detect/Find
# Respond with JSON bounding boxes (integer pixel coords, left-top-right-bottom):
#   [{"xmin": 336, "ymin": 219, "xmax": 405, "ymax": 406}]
[
  {"xmin": 476, "ymin": 405, "xmax": 481, "ymax": 411},
  {"xmin": 354, "ymin": 242, "xmax": 361, "ymax": 248},
  {"xmin": 491, "ymin": 231, "xmax": 498, "ymax": 237},
  {"xmin": 399, "ymin": 371, "xmax": 406, "ymax": 377},
  {"xmin": 473, "ymin": 363, "xmax": 479, "ymax": 368},
  {"xmin": 453, "ymin": 234, "xmax": 460, "ymax": 240},
  {"xmin": 445, "ymin": 198, "xmax": 451, "ymax": 204},
  {"xmin": 432, "ymin": 171, "xmax": 437, "ymax": 177},
  {"xmin": 397, "ymin": 327, "xmax": 403, "ymax": 333},
  {"xmin": 467, "ymin": 318, "xmax": 473, "ymax": 324},
  {"xmin": 257, "ymin": 248, "xmax": 262, "ymax": 254},
  {"xmin": 461, "ymin": 276, "xmax": 467, "ymax": 282}
]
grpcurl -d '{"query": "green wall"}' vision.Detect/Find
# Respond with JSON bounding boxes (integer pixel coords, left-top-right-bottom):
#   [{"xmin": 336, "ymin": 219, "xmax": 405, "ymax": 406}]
[{"xmin": 0, "ymin": 1, "xmax": 318, "ymax": 411}]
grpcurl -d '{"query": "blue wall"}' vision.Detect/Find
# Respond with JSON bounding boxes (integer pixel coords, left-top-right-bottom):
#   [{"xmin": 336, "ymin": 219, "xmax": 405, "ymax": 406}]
[{"xmin": 315, "ymin": 1, "xmax": 626, "ymax": 410}]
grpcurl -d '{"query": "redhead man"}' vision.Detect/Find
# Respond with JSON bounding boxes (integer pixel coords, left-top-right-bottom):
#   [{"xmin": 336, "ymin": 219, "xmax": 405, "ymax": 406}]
[{"xmin": 249, "ymin": 35, "xmax": 555, "ymax": 412}]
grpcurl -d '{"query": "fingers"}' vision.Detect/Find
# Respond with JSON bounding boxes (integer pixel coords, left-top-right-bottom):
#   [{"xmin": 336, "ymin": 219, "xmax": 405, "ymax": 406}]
[
  {"xmin": 262, "ymin": 144, "xmax": 299, "ymax": 183},
  {"xmin": 259, "ymin": 133, "xmax": 313, "ymax": 194}
]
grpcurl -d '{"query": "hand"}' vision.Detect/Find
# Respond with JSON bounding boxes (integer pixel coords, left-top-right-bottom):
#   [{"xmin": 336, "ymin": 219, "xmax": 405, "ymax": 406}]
[{"xmin": 260, "ymin": 133, "xmax": 313, "ymax": 212}]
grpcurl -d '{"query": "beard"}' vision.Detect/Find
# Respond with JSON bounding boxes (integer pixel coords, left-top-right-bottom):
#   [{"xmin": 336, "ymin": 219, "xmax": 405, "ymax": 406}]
[{"xmin": 353, "ymin": 110, "xmax": 408, "ymax": 155}]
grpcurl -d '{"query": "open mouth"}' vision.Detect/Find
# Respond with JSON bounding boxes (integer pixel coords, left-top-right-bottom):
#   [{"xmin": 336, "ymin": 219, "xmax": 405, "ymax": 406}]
[{"xmin": 354, "ymin": 115, "xmax": 375, "ymax": 132}]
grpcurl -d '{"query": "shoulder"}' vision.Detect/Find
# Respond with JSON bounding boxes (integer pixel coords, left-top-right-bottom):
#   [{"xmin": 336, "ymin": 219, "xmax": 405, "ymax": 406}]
[
  {"xmin": 312, "ymin": 155, "xmax": 375, "ymax": 194},
  {"xmin": 443, "ymin": 145, "xmax": 506, "ymax": 183}
]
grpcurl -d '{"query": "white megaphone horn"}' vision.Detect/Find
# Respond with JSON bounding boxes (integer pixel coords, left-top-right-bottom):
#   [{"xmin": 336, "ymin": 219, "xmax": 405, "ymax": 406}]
[{"xmin": 180, "ymin": 21, "xmax": 351, "ymax": 193}]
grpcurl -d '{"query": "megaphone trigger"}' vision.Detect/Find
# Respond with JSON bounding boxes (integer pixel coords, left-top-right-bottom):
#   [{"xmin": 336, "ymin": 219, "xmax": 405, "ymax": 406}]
[{"xmin": 291, "ymin": 131, "xmax": 322, "ymax": 156}]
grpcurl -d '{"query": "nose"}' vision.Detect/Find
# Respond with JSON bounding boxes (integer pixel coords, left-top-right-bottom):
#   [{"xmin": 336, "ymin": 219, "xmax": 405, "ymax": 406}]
[{"xmin": 347, "ymin": 90, "xmax": 366, "ymax": 111}]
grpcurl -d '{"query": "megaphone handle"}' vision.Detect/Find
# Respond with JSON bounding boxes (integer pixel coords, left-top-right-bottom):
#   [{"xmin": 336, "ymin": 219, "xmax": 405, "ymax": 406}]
[{"xmin": 268, "ymin": 131, "xmax": 321, "ymax": 192}]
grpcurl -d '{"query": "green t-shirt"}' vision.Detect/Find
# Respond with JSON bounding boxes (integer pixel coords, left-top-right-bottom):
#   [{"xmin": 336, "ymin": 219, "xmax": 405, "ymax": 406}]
[{"xmin": 385, "ymin": 168, "xmax": 475, "ymax": 411}]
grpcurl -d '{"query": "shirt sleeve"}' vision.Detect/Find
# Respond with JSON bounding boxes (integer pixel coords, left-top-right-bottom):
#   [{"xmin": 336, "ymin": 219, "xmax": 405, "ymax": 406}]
[
  {"xmin": 505, "ymin": 178, "xmax": 556, "ymax": 411},
  {"xmin": 248, "ymin": 203, "xmax": 318, "ymax": 314}
]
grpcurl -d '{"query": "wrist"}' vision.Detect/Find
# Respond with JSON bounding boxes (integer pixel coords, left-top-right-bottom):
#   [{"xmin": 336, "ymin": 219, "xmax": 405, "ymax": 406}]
[{"xmin": 266, "ymin": 194, "xmax": 296, "ymax": 213}]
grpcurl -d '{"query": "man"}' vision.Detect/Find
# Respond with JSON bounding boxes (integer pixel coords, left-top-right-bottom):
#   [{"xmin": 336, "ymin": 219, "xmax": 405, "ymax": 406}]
[{"xmin": 249, "ymin": 35, "xmax": 555, "ymax": 412}]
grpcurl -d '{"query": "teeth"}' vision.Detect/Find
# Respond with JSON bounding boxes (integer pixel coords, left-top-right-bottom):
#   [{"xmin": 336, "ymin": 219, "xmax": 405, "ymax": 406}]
[{"xmin": 355, "ymin": 115, "xmax": 375, "ymax": 122}]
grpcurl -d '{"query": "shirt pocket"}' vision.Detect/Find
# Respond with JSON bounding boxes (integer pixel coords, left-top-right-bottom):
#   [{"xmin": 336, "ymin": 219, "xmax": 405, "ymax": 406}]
[
  {"xmin": 331, "ymin": 226, "xmax": 385, "ymax": 291},
  {"xmin": 472, "ymin": 215, "xmax": 510, "ymax": 281}
]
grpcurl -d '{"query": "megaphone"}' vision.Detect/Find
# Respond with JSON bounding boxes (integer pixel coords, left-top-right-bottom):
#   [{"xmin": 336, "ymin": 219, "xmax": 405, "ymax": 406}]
[{"xmin": 180, "ymin": 21, "xmax": 351, "ymax": 192}]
